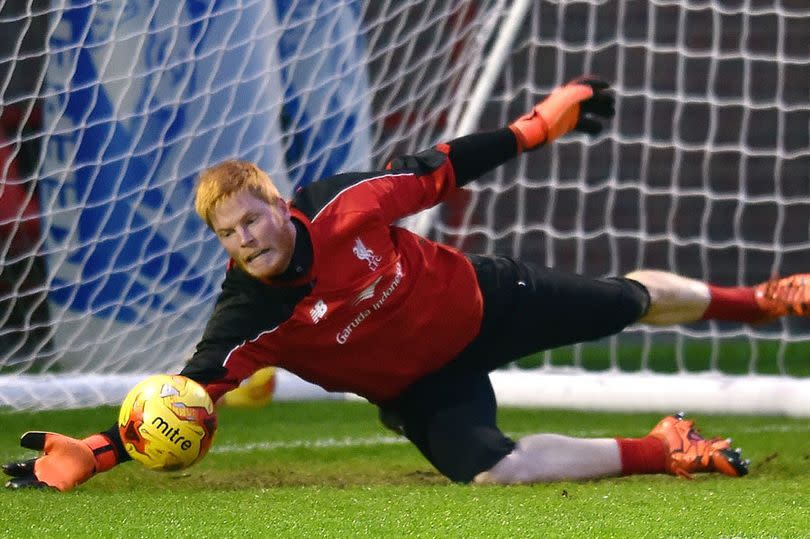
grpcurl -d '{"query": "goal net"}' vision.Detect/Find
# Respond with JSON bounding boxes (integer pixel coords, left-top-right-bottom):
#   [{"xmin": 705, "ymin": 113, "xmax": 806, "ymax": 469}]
[
  {"xmin": 435, "ymin": 0, "xmax": 810, "ymax": 415},
  {"xmin": 1, "ymin": 1, "xmax": 808, "ymax": 413}
]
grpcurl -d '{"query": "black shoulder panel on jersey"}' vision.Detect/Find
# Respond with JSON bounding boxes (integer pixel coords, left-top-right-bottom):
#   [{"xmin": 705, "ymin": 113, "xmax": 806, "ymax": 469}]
[
  {"xmin": 292, "ymin": 171, "xmax": 387, "ymax": 220},
  {"xmin": 180, "ymin": 266, "xmax": 311, "ymax": 383}
]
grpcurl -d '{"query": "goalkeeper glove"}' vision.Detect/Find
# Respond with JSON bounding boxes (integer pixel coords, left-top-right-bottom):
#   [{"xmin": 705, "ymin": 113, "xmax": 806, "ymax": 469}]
[
  {"xmin": 509, "ymin": 76, "xmax": 615, "ymax": 153},
  {"xmin": 3, "ymin": 431, "xmax": 119, "ymax": 492}
]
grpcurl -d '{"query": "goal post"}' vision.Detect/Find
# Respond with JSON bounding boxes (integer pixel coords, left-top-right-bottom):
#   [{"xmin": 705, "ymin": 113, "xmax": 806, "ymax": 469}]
[
  {"xmin": 0, "ymin": 0, "xmax": 501, "ymax": 409},
  {"xmin": 1, "ymin": 1, "xmax": 808, "ymax": 414},
  {"xmin": 442, "ymin": 0, "xmax": 810, "ymax": 416}
]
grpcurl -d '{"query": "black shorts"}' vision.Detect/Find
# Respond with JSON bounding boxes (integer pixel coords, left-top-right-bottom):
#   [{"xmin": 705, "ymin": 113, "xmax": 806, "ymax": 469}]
[{"xmin": 379, "ymin": 255, "xmax": 649, "ymax": 482}]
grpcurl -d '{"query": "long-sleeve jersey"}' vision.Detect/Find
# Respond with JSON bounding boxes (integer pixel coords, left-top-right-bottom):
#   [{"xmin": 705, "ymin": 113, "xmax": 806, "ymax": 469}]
[
  {"xmin": 102, "ymin": 128, "xmax": 519, "ymax": 458},
  {"xmin": 178, "ymin": 128, "xmax": 519, "ymax": 404}
]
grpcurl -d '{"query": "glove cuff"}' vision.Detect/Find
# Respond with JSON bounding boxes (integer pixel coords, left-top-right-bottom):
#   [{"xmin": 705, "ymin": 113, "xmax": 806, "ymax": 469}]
[
  {"xmin": 83, "ymin": 434, "xmax": 119, "ymax": 473},
  {"xmin": 508, "ymin": 112, "xmax": 549, "ymax": 154}
]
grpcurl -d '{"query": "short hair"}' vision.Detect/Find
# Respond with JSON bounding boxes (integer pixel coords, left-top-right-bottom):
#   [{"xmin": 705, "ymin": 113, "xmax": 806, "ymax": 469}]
[{"xmin": 195, "ymin": 160, "xmax": 280, "ymax": 229}]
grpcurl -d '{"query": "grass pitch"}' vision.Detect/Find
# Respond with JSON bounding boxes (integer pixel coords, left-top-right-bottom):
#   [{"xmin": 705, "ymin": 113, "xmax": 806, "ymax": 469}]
[{"xmin": 1, "ymin": 401, "xmax": 809, "ymax": 538}]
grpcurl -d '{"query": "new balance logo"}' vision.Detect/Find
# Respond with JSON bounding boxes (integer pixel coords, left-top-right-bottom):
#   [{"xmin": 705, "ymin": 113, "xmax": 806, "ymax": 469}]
[
  {"xmin": 354, "ymin": 276, "xmax": 383, "ymax": 305},
  {"xmin": 310, "ymin": 300, "xmax": 328, "ymax": 323},
  {"xmin": 353, "ymin": 238, "xmax": 382, "ymax": 271}
]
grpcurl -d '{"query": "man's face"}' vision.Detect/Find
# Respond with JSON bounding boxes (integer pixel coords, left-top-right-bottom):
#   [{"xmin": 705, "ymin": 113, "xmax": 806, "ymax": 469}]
[{"xmin": 210, "ymin": 190, "xmax": 296, "ymax": 280}]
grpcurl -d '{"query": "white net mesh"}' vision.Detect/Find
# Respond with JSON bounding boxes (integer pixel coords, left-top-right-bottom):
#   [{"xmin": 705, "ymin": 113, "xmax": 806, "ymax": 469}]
[
  {"xmin": 430, "ymin": 0, "xmax": 810, "ymax": 382},
  {"xmin": 0, "ymin": 0, "xmax": 500, "ymax": 408},
  {"xmin": 1, "ymin": 0, "xmax": 808, "ymax": 410}
]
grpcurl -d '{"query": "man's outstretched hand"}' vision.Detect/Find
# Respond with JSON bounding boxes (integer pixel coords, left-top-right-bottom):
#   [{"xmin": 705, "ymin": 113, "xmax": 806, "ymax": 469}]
[
  {"xmin": 3, "ymin": 431, "xmax": 118, "ymax": 492},
  {"xmin": 509, "ymin": 76, "xmax": 615, "ymax": 152}
]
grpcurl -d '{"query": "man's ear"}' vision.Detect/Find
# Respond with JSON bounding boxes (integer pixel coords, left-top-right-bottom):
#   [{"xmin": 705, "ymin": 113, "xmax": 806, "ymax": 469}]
[{"xmin": 275, "ymin": 197, "xmax": 291, "ymax": 218}]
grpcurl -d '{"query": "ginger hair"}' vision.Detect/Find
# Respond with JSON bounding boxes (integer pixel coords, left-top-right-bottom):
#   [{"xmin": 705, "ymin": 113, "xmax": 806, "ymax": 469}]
[{"xmin": 195, "ymin": 160, "xmax": 281, "ymax": 229}]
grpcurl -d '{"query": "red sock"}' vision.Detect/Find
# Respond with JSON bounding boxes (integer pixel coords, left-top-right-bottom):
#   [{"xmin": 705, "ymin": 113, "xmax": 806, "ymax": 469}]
[
  {"xmin": 701, "ymin": 285, "xmax": 764, "ymax": 323},
  {"xmin": 616, "ymin": 436, "xmax": 666, "ymax": 475}
]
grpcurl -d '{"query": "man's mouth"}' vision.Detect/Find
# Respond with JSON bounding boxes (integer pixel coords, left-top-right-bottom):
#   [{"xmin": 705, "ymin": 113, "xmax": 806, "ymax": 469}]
[{"xmin": 245, "ymin": 249, "xmax": 270, "ymax": 263}]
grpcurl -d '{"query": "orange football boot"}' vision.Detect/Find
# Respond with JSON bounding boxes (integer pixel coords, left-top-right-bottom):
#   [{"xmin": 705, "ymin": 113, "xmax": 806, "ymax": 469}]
[
  {"xmin": 649, "ymin": 413, "xmax": 749, "ymax": 479},
  {"xmin": 754, "ymin": 274, "xmax": 810, "ymax": 322}
]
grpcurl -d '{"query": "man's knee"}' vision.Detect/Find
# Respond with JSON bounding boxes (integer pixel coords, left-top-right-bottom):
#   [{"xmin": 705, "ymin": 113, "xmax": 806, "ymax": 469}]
[
  {"xmin": 602, "ymin": 276, "xmax": 651, "ymax": 324},
  {"xmin": 425, "ymin": 422, "xmax": 516, "ymax": 483}
]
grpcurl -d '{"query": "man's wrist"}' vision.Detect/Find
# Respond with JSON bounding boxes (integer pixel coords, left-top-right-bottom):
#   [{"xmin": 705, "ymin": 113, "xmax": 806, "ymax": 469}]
[
  {"xmin": 100, "ymin": 423, "xmax": 133, "ymax": 465},
  {"xmin": 83, "ymin": 433, "xmax": 120, "ymax": 472},
  {"xmin": 508, "ymin": 115, "xmax": 549, "ymax": 153}
]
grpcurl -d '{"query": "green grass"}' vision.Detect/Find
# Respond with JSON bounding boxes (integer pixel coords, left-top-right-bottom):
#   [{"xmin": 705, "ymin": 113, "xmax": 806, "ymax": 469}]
[
  {"xmin": 517, "ymin": 337, "xmax": 810, "ymax": 376},
  {"xmin": 1, "ymin": 401, "xmax": 809, "ymax": 538}
]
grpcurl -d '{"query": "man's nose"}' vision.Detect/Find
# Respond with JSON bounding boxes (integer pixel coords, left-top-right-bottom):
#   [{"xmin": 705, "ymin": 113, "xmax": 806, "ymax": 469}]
[{"xmin": 238, "ymin": 227, "xmax": 255, "ymax": 245}]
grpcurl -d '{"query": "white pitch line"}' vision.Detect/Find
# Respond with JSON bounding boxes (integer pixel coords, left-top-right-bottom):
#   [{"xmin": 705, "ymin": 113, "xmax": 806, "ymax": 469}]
[
  {"xmin": 731, "ymin": 424, "xmax": 810, "ymax": 434},
  {"xmin": 210, "ymin": 435, "xmax": 408, "ymax": 454},
  {"xmin": 209, "ymin": 423, "xmax": 810, "ymax": 454}
]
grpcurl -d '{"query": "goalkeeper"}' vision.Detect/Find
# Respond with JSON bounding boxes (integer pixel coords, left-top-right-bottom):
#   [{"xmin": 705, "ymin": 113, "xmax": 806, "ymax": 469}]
[{"xmin": 6, "ymin": 77, "xmax": 810, "ymax": 491}]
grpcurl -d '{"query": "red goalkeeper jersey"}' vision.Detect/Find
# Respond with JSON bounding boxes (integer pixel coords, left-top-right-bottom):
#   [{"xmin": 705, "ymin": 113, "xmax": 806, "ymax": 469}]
[{"xmin": 182, "ymin": 144, "xmax": 485, "ymax": 403}]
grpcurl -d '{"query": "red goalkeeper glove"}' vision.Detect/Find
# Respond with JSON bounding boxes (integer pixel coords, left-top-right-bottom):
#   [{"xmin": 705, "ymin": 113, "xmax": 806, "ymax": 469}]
[
  {"xmin": 3, "ymin": 431, "xmax": 119, "ymax": 492},
  {"xmin": 509, "ymin": 76, "xmax": 614, "ymax": 152}
]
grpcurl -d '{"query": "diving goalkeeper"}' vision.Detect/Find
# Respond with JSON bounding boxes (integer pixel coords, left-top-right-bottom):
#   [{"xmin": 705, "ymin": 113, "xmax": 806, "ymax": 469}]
[{"xmin": 6, "ymin": 77, "xmax": 810, "ymax": 491}]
